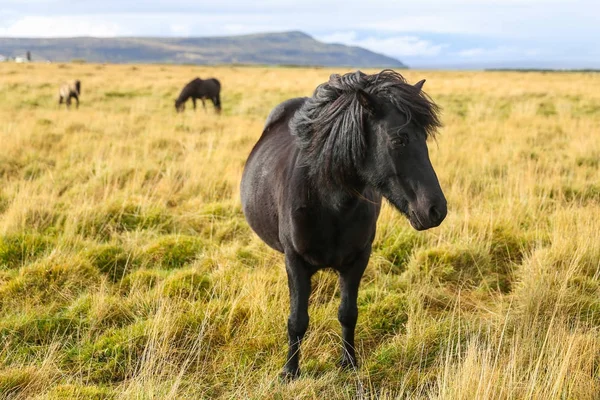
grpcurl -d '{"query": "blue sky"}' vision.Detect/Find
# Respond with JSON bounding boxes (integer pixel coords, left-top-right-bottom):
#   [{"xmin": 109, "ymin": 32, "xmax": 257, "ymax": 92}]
[{"xmin": 1, "ymin": 0, "xmax": 598, "ymax": 68}]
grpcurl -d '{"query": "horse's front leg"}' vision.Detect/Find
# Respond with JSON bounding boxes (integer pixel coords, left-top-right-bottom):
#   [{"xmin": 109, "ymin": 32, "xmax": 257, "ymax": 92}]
[
  {"xmin": 192, "ymin": 97, "xmax": 197, "ymax": 110},
  {"xmin": 282, "ymin": 251, "xmax": 312, "ymax": 380},
  {"xmin": 74, "ymin": 95, "xmax": 79, "ymax": 109},
  {"xmin": 338, "ymin": 248, "xmax": 370, "ymax": 370}
]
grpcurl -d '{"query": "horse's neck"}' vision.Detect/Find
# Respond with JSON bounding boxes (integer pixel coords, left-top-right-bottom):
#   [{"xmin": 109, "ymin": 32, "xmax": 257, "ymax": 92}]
[
  {"xmin": 178, "ymin": 90, "xmax": 192, "ymax": 102},
  {"xmin": 293, "ymin": 154, "xmax": 359, "ymax": 211}
]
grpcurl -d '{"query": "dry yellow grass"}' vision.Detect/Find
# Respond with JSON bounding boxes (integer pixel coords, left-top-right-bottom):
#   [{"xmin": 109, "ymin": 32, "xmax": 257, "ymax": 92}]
[{"xmin": 0, "ymin": 62, "xmax": 599, "ymax": 399}]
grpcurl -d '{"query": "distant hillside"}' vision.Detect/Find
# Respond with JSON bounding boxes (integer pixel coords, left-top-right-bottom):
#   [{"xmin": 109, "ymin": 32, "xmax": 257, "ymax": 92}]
[{"xmin": 0, "ymin": 31, "xmax": 407, "ymax": 68}]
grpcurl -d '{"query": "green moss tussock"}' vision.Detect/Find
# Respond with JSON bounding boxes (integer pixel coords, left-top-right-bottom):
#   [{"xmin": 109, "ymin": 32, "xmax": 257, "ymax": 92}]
[
  {"xmin": 142, "ymin": 235, "xmax": 204, "ymax": 269},
  {"xmin": 76, "ymin": 203, "xmax": 174, "ymax": 239},
  {"xmin": 0, "ymin": 256, "xmax": 99, "ymax": 311},
  {"xmin": 162, "ymin": 270, "xmax": 211, "ymax": 300},
  {"xmin": 86, "ymin": 243, "xmax": 139, "ymax": 282},
  {"xmin": 0, "ymin": 233, "xmax": 52, "ymax": 269},
  {"xmin": 70, "ymin": 321, "xmax": 148, "ymax": 383},
  {"xmin": 374, "ymin": 229, "xmax": 425, "ymax": 273}
]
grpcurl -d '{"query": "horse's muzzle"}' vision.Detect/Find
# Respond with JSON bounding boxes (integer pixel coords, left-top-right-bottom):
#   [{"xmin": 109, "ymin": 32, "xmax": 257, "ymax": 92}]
[{"xmin": 409, "ymin": 197, "xmax": 447, "ymax": 231}]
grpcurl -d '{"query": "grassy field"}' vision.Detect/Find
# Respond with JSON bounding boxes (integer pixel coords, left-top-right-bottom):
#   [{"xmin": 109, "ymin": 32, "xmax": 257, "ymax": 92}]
[{"xmin": 0, "ymin": 63, "xmax": 599, "ymax": 399}]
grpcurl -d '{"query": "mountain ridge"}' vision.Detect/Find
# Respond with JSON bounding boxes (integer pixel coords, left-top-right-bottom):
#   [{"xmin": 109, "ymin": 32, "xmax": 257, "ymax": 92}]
[{"xmin": 0, "ymin": 31, "xmax": 407, "ymax": 68}]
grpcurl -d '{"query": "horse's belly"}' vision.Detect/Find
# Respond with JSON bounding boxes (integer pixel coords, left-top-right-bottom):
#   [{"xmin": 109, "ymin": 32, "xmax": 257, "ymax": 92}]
[
  {"xmin": 240, "ymin": 152, "xmax": 285, "ymax": 253},
  {"xmin": 243, "ymin": 203, "xmax": 283, "ymax": 253},
  {"xmin": 297, "ymin": 243, "xmax": 367, "ymax": 270}
]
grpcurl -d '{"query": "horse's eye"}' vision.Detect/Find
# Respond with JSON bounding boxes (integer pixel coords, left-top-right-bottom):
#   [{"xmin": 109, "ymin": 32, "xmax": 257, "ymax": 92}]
[{"xmin": 391, "ymin": 134, "xmax": 409, "ymax": 148}]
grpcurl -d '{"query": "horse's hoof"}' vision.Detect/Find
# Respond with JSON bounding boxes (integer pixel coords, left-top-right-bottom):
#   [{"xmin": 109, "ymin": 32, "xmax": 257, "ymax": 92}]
[
  {"xmin": 339, "ymin": 358, "xmax": 358, "ymax": 371},
  {"xmin": 279, "ymin": 368, "xmax": 300, "ymax": 382}
]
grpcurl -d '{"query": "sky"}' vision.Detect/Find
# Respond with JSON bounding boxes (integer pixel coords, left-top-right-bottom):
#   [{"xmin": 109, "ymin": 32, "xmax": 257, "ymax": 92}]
[{"xmin": 1, "ymin": 0, "xmax": 598, "ymax": 69}]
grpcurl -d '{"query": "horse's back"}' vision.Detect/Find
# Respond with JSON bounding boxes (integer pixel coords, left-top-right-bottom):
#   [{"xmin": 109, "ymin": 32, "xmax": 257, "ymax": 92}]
[
  {"xmin": 58, "ymin": 83, "xmax": 68, "ymax": 97},
  {"xmin": 58, "ymin": 80, "xmax": 79, "ymax": 98},
  {"xmin": 202, "ymin": 78, "xmax": 221, "ymax": 96},
  {"xmin": 245, "ymin": 97, "xmax": 307, "ymax": 166},
  {"xmin": 241, "ymin": 97, "xmax": 307, "ymax": 252},
  {"xmin": 184, "ymin": 78, "xmax": 220, "ymax": 98},
  {"xmin": 207, "ymin": 78, "xmax": 221, "ymax": 89},
  {"xmin": 263, "ymin": 97, "xmax": 306, "ymax": 131}
]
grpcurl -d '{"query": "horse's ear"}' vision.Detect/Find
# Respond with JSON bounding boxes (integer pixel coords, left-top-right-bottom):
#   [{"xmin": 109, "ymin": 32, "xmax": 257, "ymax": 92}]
[
  {"xmin": 414, "ymin": 79, "xmax": 426, "ymax": 91},
  {"xmin": 356, "ymin": 89, "xmax": 380, "ymax": 116}
]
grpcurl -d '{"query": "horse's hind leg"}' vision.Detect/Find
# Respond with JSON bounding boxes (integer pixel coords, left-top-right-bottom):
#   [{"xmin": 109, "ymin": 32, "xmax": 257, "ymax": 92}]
[
  {"xmin": 201, "ymin": 98, "xmax": 206, "ymax": 111},
  {"xmin": 192, "ymin": 97, "xmax": 197, "ymax": 111},
  {"xmin": 74, "ymin": 95, "xmax": 79, "ymax": 109},
  {"xmin": 58, "ymin": 96, "xmax": 63, "ymax": 106},
  {"xmin": 338, "ymin": 248, "xmax": 370, "ymax": 370},
  {"xmin": 213, "ymin": 94, "xmax": 222, "ymax": 114},
  {"xmin": 281, "ymin": 251, "xmax": 312, "ymax": 380}
]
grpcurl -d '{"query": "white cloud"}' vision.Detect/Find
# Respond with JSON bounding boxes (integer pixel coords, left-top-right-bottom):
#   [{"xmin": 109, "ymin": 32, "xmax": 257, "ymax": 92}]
[
  {"xmin": 317, "ymin": 32, "xmax": 358, "ymax": 44},
  {"xmin": 0, "ymin": 16, "xmax": 126, "ymax": 37},
  {"xmin": 357, "ymin": 15, "xmax": 484, "ymax": 35},
  {"xmin": 457, "ymin": 48, "xmax": 486, "ymax": 57},
  {"xmin": 170, "ymin": 24, "xmax": 191, "ymax": 36},
  {"xmin": 318, "ymin": 31, "xmax": 445, "ymax": 57},
  {"xmin": 357, "ymin": 36, "xmax": 446, "ymax": 57}
]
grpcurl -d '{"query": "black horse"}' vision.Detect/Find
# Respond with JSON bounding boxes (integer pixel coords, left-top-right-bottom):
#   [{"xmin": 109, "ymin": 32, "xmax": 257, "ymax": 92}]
[
  {"xmin": 175, "ymin": 77, "xmax": 221, "ymax": 113},
  {"xmin": 240, "ymin": 70, "xmax": 446, "ymax": 379}
]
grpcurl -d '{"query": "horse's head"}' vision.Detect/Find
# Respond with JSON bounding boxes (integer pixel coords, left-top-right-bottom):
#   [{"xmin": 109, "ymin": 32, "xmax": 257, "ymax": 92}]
[
  {"xmin": 175, "ymin": 99, "xmax": 185, "ymax": 113},
  {"xmin": 292, "ymin": 70, "xmax": 446, "ymax": 230},
  {"xmin": 357, "ymin": 77, "xmax": 446, "ymax": 230}
]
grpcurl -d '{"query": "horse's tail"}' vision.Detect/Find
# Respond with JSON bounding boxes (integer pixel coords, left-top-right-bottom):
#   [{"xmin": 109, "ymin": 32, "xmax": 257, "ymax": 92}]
[{"xmin": 74, "ymin": 80, "xmax": 81, "ymax": 95}]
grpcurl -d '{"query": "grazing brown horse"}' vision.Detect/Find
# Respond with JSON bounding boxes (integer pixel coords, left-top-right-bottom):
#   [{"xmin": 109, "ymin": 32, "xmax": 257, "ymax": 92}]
[
  {"xmin": 58, "ymin": 80, "xmax": 81, "ymax": 109},
  {"xmin": 241, "ymin": 70, "xmax": 446, "ymax": 380},
  {"xmin": 175, "ymin": 78, "xmax": 221, "ymax": 113}
]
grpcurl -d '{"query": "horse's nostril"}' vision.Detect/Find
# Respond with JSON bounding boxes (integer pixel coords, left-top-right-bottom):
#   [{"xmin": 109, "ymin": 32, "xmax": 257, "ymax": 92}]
[
  {"xmin": 429, "ymin": 206, "xmax": 440, "ymax": 221},
  {"xmin": 428, "ymin": 203, "xmax": 446, "ymax": 223}
]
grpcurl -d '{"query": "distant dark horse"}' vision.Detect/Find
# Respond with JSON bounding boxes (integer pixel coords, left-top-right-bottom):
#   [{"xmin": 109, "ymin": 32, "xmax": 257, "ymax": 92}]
[
  {"xmin": 58, "ymin": 80, "xmax": 81, "ymax": 109},
  {"xmin": 241, "ymin": 70, "xmax": 446, "ymax": 379},
  {"xmin": 175, "ymin": 78, "xmax": 221, "ymax": 113}
]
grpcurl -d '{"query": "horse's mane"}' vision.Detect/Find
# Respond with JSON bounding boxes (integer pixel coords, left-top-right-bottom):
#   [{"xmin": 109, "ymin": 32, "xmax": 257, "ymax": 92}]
[{"xmin": 290, "ymin": 70, "xmax": 441, "ymax": 188}]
